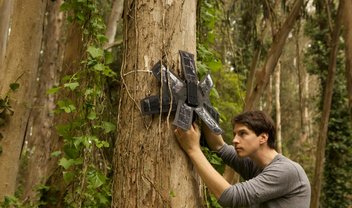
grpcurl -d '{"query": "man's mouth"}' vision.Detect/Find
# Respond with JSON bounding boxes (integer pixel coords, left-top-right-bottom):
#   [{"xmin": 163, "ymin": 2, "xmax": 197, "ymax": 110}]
[{"xmin": 235, "ymin": 147, "xmax": 243, "ymax": 152}]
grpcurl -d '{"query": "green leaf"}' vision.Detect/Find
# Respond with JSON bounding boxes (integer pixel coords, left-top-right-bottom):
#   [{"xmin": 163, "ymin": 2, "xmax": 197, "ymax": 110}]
[
  {"xmin": 95, "ymin": 140, "xmax": 109, "ymax": 148},
  {"xmin": 63, "ymin": 144, "xmax": 79, "ymax": 159},
  {"xmin": 64, "ymin": 82, "xmax": 79, "ymax": 91},
  {"xmin": 64, "ymin": 105, "xmax": 76, "ymax": 113},
  {"xmin": 102, "ymin": 67, "xmax": 117, "ymax": 77},
  {"xmin": 102, "ymin": 121, "xmax": 116, "ymax": 133},
  {"xmin": 105, "ymin": 51, "xmax": 113, "ymax": 65},
  {"xmin": 59, "ymin": 157, "xmax": 82, "ymax": 170},
  {"xmin": 63, "ymin": 171, "xmax": 74, "ymax": 183},
  {"xmin": 88, "ymin": 171, "xmax": 106, "ymax": 189},
  {"xmin": 97, "ymin": 193, "xmax": 109, "ymax": 205},
  {"xmin": 59, "ymin": 157, "xmax": 74, "ymax": 169},
  {"xmin": 9, "ymin": 83, "xmax": 20, "ymax": 91},
  {"xmin": 87, "ymin": 111, "xmax": 97, "ymax": 120},
  {"xmin": 93, "ymin": 63, "xmax": 105, "ymax": 71},
  {"xmin": 87, "ymin": 46, "xmax": 103, "ymax": 59},
  {"xmin": 207, "ymin": 60, "xmax": 222, "ymax": 72},
  {"xmin": 57, "ymin": 100, "xmax": 76, "ymax": 113},
  {"xmin": 84, "ymin": 88, "xmax": 94, "ymax": 96},
  {"xmin": 51, "ymin": 151, "xmax": 62, "ymax": 157},
  {"xmin": 97, "ymin": 34, "xmax": 108, "ymax": 43},
  {"xmin": 47, "ymin": 87, "xmax": 60, "ymax": 94}
]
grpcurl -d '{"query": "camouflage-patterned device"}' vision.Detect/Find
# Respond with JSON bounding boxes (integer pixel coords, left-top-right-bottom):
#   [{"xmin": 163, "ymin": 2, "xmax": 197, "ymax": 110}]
[{"xmin": 140, "ymin": 50, "xmax": 223, "ymax": 135}]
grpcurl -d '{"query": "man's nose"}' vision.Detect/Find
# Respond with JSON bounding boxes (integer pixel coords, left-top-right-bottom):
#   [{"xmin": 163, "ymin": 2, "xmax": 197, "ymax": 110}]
[{"xmin": 233, "ymin": 135, "xmax": 239, "ymax": 145}]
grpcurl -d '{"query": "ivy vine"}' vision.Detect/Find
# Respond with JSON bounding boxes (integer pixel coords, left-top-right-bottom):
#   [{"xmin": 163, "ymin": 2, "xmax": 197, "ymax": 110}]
[
  {"xmin": 0, "ymin": 78, "xmax": 21, "ymax": 156},
  {"xmin": 46, "ymin": 0, "xmax": 117, "ymax": 207}
]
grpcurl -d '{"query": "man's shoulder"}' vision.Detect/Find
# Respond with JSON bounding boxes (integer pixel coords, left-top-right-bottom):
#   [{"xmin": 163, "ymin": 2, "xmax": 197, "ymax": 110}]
[{"xmin": 264, "ymin": 154, "xmax": 307, "ymax": 179}]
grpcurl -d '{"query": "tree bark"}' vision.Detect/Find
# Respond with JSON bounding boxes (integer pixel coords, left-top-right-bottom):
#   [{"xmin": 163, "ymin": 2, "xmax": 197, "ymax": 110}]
[
  {"xmin": 112, "ymin": 0, "xmax": 204, "ymax": 207},
  {"xmin": 42, "ymin": 21, "xmax": 84, "ymax": 208},
  {"xmin": 310, "ymin": 1, "xmax": 343, "ymax": 207},
  {"xmin": 104, "ymin": 0, "xmax": 124, "ymax": 49},
  {"xmin": 296, "ymin": 23, "xmax": 309, "ymax": 143},
  {"xmin": 20, "ymin": 0, "xmax": 65, "ymax": 202},
  {"xmin": 0, "ymin": 0, "xmax": 47, "ymax": 200},
  {"xmin": 274, "ymin": 62, "xmax": 282, "ymax": 153},
  {"xmin": 342, "ymin": 0, "xmax": 352, "ymax": 122},
  {"xmin": 244, "ymin": 0, "xmax": 304, "ymax": 111},
  {"xmin": 0, "ymin": 0, "xmax": 13, "ymax": 67}
]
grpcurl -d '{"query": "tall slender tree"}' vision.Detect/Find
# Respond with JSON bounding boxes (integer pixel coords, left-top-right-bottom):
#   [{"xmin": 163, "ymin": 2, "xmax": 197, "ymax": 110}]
[
  {"xmin": 0, "ymin": 0, "xmax": 47, "ymax": 200},
  {"xmin": 310, "ymin": 1, "xmax": 343, "ymax": 207},
  {"xmin": 342, "ymin": 0, "xmax": 352, "ymax": 122},
  {"xmin": 19, "ymin": 0, "xmax": 66, "ymax": 202},
  {"xmin": 244, "ymin": 0, "xmax": 304, "ymax": 111},
  {"xmin": 0, "ymin": 0, "xmax": 13, "ymax": 66}
]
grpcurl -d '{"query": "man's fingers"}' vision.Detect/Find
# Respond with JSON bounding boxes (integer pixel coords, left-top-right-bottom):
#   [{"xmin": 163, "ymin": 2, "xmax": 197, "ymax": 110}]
[{"xmin": 192, "ymin": 123, "xmax": 200, "ymax": 133}]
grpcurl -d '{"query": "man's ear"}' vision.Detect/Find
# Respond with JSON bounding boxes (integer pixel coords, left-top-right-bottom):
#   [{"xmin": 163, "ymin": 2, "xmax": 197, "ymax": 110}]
[{"xmin": 259, "ymin": 133, "xmax": 269, "ymax": 144}]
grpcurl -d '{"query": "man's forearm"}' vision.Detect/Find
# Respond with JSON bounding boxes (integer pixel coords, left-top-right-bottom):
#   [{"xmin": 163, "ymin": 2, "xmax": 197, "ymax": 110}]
[
  {"xmin": 188, "ymin": 148, "xmax": 230, "ymax": 199},
  {"xmin": 203, "ymin": 124, "xmax": 225, "ymax": 151}
]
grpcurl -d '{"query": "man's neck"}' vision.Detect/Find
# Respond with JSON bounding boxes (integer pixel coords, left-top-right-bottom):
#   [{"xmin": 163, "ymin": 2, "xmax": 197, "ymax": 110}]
[{"xmin": 250, "ymin": 148, "xmax": 278, "ymax": 168}]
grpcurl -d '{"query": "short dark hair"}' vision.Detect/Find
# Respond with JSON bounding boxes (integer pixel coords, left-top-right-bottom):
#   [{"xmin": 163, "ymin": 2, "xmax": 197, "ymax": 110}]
[{"xmin": 232, "ymin": 110, "xmax": 276, "ymax": 149}]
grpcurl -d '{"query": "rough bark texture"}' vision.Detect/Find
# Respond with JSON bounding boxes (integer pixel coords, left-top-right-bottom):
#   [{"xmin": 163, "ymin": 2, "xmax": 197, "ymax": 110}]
[
  {"xmin": 112, "ymin": 0, "xmax": 204, "ymax": 207},
  {"xmin": 20, "ymin": 0, "xmax": 65, "ymax": 202},
  {"xmin": 244, "ymin": 0, "xmax": 304, "ymax": 111},
  {"xmin": 0, "ymin": 0, "xmax": 47, "ymax": 200},
  {"xmin": 310, "ymin": 2, "xmax": 343, "ymax": 208},
  {"xmin": 0, "ymin": 0, "xmax": 13, "ymax": 67},
  {"xmin": 42, "ymin": 21, "xmax": 84, "ymax": 208},
  {"xmin": 342, "ymin": 0, "xmax": 352, "ymax": 122}
]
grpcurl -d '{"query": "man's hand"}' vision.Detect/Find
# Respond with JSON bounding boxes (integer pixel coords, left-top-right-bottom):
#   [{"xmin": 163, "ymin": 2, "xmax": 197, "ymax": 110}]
[
  {"xmin": 174, "ymin": 123, "xmax": 201, "ymax": 155},
  {"xmin": 174, "ymin": 122, "xmax": 231, "ymax": 199}
]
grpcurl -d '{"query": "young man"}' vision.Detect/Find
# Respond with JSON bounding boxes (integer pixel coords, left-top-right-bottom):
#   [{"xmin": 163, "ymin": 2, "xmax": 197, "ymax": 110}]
[{"xmin": 174, "ymin": 110, "xmax": 311, "ymax": 207}]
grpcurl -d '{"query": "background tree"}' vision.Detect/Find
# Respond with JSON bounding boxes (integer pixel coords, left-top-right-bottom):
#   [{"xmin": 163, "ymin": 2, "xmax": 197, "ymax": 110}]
[
  {"xmin": 0, "ymin": 0, "xmax": 47, "ymax": 200},
  {"xmin": 342, "ymin": 0, "xmax": 352, "ymax": 122},
  {"xmin": 305, "ymin": 0, "xmax": 352, "ymax": 207},
  {"xmin": 19, "ymin": 1, "xmax": 66, "ymax": 202},
  {"xmin": 0, "ymin": 0, "xmax": 13, "ymax": 66}
]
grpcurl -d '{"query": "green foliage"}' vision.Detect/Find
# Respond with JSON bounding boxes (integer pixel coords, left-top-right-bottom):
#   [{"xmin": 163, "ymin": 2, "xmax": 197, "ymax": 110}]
[
  {"xmin": 35, "ymin": 0, "xmax": 117, "ymax": 207},
  {"xmin": 0, "ymin": 184, "xmax": 50, "ymax": 208},
  {"xmin": 304, "ymin": 2, "xmax": 352, "ymax": 207},
  {"xmin": 197, "ymin": 1, "xmax": 247, "ymax": 207},
  {"xmin": 322, "ymin": 63, "xmax": 352, "ymax": 208}
]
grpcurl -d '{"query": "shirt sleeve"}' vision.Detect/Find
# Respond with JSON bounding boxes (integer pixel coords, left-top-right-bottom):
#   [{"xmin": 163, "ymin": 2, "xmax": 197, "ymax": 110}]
[
  {"xmin": 217, "ymin": 159, "xmax": 297, "ymax": 207},
  {"xmin": 217, "ymin": 144, "xmax": 260, "ymax": 180}
]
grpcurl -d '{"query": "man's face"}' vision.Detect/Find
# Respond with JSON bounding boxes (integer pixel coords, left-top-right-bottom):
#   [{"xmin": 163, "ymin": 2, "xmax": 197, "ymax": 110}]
[{"xmin": 232, "ymin": 123, "xmax": 261, "ymax": 157}]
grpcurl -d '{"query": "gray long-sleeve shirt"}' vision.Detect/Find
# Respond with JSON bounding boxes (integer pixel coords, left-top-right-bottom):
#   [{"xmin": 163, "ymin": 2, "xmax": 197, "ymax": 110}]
[{"xmin": 217, "ymin": 144, "xmax": 311, "ymax": 208}]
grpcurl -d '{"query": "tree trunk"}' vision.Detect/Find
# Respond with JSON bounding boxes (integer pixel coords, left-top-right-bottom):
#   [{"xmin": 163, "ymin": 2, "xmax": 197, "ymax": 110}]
[
  {"xmin": 244, "ymin": 0, "xmax": 304, "ymax": 111},
  {"xmin": 20, "ymin": 0, "xmax": 65, "ymax": 202},
  {"xmin": 42, "ymin": 21, "xmax": 84, "ymax": 208},
  {"xmin": 310, "ymin": 1, "xmax": 343, "ymax": 207},
  {"xmin": 296, "ymin": 24, "xmax": 309, "ymax": 143},
  {"xmin": 274, "ymin": 62, "xmax": 282, "ymax": 153},
  {"xmin": 104, "ymin": 0, "xmax": 124, "ymax": 49},
  {"xmin": 112, "ymin": 1, "xmax": 204, "ymax": 207},
  {"xmin": 0, "ymin": 0, "xmax": 47, "ymax": 200},
  {"xmin": 342, "ymin": 0, "xmax": 352, "ymax": 122},
  {"xmin": 0, "ymin": 0, "xmax": 13, "ymax": 67}
]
